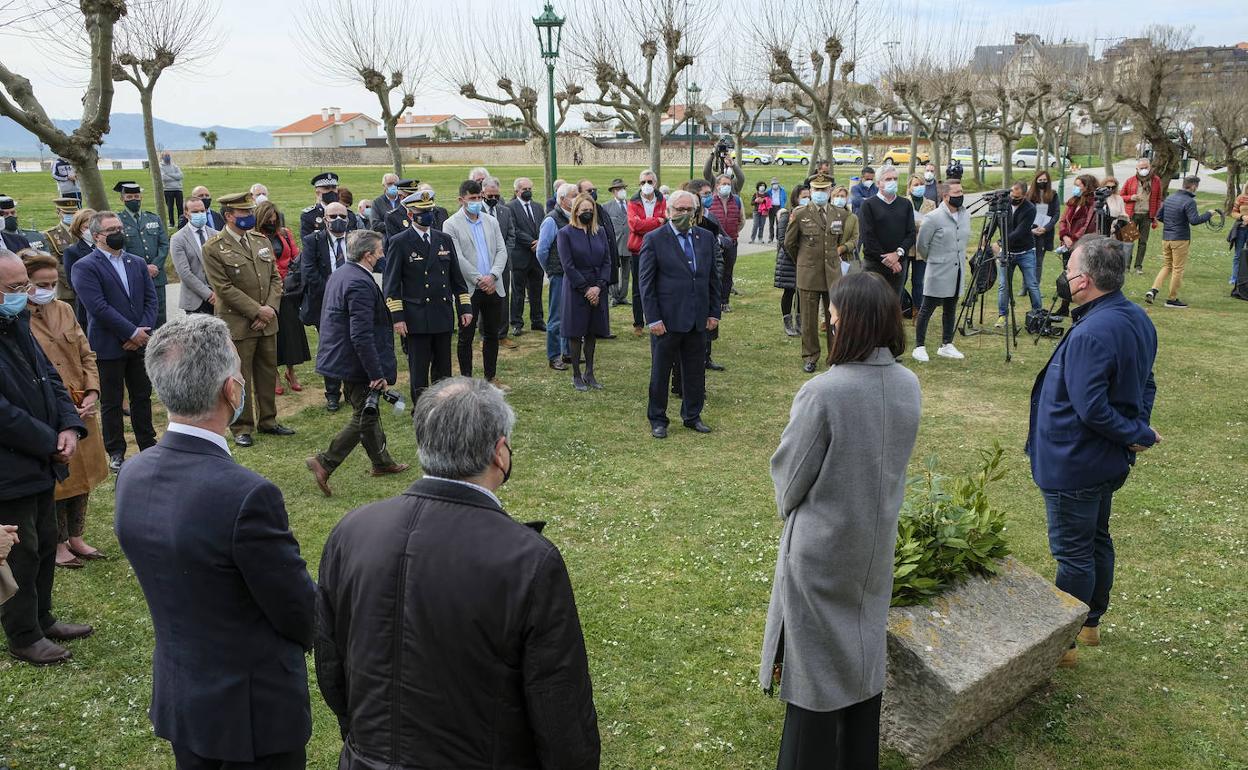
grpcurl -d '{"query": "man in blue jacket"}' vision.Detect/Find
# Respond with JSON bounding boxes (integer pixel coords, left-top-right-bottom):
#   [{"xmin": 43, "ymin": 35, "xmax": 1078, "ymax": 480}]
[
  {"xmin": 306, "ymin": 230, "xmax": 408, "ymax": 497},
  {"xmin": 1145, "ymin": 175, "xmax": 1213, "ymax": 309},
  {"xmin": 1027, "ymin": 234, "xmax": 1159, "ymax": 668}
]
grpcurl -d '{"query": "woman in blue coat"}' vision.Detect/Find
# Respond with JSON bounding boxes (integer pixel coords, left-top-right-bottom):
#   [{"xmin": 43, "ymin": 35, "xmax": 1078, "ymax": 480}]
[{"xmin": 557, "ymin": 193, "xmax": 612, "ymax": 391}]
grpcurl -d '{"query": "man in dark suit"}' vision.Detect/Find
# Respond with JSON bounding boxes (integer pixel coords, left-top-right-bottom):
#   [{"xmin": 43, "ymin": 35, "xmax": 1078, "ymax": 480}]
[
  {"xmin": 305, "ymin": 231, "xmax": 408, "ymax": 496},
  {"xmin": 369, "ymin": 173, "xmax": 407, "ymax": 233},
  {"xmin": 506, "ymin": 176, "xmax": 546, "ymax": 335},
  {"xmin": 0, "ymin": 249, "xmax": 91, "ymax": 666},
  {"xmin": 116, "ymin": 313, "xmax": 316, "ymax": 770},
  {"xmin": 300, "ymin": 201, "xmax": 354, "ymax": 412},
  {"xmin": 639, "ymin": 189, "xmax": 721, "ymax": 438},
  {"xmin": 315, "ymin": 376, "xmax": 600, "ymax": 770},
  {"xmin": 70, "ymin": 210, "xmax": 159, "ymax": 472},
  {"xmin": 483, "ymin": 177, "xmax": 518, "ymax": 349}
]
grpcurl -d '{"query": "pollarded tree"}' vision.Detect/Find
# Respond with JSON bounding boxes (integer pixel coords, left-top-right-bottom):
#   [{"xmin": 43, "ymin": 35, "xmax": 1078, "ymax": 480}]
[
  {"xmin": 295, "ymin": 0, "xmax": 425, "ymax": 176},
  {"xmin": 0, "ymin": 0, "xmax": 127, "ymax": 209},
  {"xmin": 839, "ymin": 76, "xmax": 896, "ymax": 173},
  {"xmin": 1111, "ymin": 25, "xmax": 1194, "ymax": 192},
  {"xmin": 1182, "ymin": 80, "xmax": 1248, "ymax": 213}
]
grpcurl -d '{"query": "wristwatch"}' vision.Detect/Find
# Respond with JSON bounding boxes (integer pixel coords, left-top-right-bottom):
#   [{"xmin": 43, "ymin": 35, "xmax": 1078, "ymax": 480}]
[{"xmin": 896, "ymin": 247, "xmax": 905, "ymax": 258}]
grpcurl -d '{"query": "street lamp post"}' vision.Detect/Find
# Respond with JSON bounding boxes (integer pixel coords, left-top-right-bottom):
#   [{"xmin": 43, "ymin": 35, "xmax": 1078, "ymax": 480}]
[
  {"xmin": 533, "ymin": 3, "xmax": 565, "ymax": 202},
  {"xmin": 687, "ymin": 82, "xmax": 701, "ymax": 179}
]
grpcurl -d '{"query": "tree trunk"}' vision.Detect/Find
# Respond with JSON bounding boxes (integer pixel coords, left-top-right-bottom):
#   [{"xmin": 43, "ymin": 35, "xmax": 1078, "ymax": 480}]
[
  {"xmin": 384, "ymin": 117, "xmax": 403, "ymax": 176},
  {"xmin": 76, "ymin": 147, "xmax": 107, "ymax": 211},
  {"xmin": 1100, "ymin": 123, "xmax": 1113, "ymax": 177},
  {"xmin": 859, "ymin": 131, "xmax": 871, "ymax": 170},
  {"xmin": 1225, "ymin": 158, "xmax": 1241, "ymax": 214},
  {"xmin": 139, "ymin": 87, "xmax": 167, "ymax": 228},
  {"xmin": 820, "ymin": 123, "xmax": 836, "ymax": 167},
  {"xmin": 907, "ymin": 124, "xmax": 919, "ymax": 177},
  {"xmin": 648, "ymin": 111, "xmax": 663, "ymax": 184},
  {"xmin": 1149, "ymin": 132, "xmax": 1180, "ymax": 195},
  {"xmin": 1000, "ymin": 135, "xmax": 1014, "ymax": 187},
  {"xmin": 968, "ymin": 130, "xmax": 983, "ymax": 186}
]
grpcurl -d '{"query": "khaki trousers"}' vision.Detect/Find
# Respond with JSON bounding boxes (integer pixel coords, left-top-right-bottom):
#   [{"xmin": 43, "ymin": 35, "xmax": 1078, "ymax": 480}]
[
  {"xmin": 799, "ymin": 289, "xmax": 828, "ymax": 363},
  {"xmin": 232, "ymin": 334, "xmax": 278, "ymax": 434},
  {"xmin": 1152, "ymin": 240, "xmax": 1191, "ymax": 300}
]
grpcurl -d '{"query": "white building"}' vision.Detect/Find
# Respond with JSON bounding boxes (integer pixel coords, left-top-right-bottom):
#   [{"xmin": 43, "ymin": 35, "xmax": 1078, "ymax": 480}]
[
  {"xmin": 394, "ymin": 113, "xmax": 470, "ymax": 140},
  {"xmin": 271, "ymin": 108, "xmax": 380, "ymax": 148}
]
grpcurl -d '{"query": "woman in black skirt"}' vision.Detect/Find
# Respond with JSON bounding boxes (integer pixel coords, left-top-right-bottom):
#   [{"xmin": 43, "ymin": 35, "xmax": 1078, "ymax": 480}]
[{"xmin": 256, "ymin": 201, "xmax": 310, "ymax": 395}]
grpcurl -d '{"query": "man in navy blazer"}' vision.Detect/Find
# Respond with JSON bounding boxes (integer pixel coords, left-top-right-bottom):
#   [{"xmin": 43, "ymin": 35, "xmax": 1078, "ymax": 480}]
[
  {"xmin": 299, "ymin": 202, "xmax": 353, "ymax": 412},
  {"xmin": 1026, "ymin": 235, "xmax": 1158, "ymax": 667},
  {"xmin": 70, "ymin": 210, "xmax": 159, "ymax": 472},
  {"xmin": 116, "ymin": 314, "xmax": 316, "ymax": 770},
  {"xmin": 638, "ymin": 189, "xmax": 721, "ymax": 438}
]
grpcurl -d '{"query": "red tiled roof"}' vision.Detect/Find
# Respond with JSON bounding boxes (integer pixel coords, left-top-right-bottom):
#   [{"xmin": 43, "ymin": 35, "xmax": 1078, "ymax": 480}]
[
  {"xmin": 462, "ymin": 118, "xmax": 492, "ymax": 128},
  {"xmin": 272, "ymin": 112, "xmax": 374, "ymax": 135},
  {"xmin": 401, "ymin": 114, "xmax": 457, "ymax": 125}
]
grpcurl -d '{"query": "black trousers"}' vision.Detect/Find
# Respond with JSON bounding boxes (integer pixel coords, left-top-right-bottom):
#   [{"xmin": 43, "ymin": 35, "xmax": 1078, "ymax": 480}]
[
  {"xmin": 648, "ymin": 329, "xmax": 706, "ymax": 426},
  {"xmin": 866, "ymin": 261, "xmax": 905, "ymax": 294},
  {"xmin": 776, "ymin": 695, "xmax": 882, "ymax": 770},
  {"xmin": 767, "ymin": 208, "xmax": 780, "ymax": 240},
  {"xmin": 458, "ymin": 289, "xmax": 504, "ymax": 380},
  {"xmin": 915, "ymin": 295, "xmax": 958, "ymax": 347},
  {"xmin": 154, "ymin": 283, "xmax": 167, "ymax": 329},
  {"xmin": 98, "ymin": 351, "xmax": 156, "ymax": 457},
  {"xmin": 612, "ymin": 252, "xmax": 632, "ymax": 304},
  {"xmin": 0, "ymin": 490, "xmax": 58, "ymax": 648},
  {"xmin": 720, "ymin": 241, "xmax": 739, "ymax": 302},
  {"xmin": 630, "ymin": 252, "xmax": 644, "ymax": 327},
  {"xmin": 164, "ymin": 189, "xmax": 184, "ymax": 227},
  {"xmin": 173, "ymin": 744, "xmax": 306, "ymax": 770},
  {"xmin": 510, "ymin": 260, "xmax": 545, "ymax": 328},
  {"xmin": 403, "ymin": 331, "xmax": 452, "ymax": 406}
]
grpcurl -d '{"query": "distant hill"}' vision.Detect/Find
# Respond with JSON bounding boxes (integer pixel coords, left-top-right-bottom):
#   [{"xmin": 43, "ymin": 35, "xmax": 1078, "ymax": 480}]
[{"xmin": 0, "ymin": 113, "xmax": 272, "ymax": 158}]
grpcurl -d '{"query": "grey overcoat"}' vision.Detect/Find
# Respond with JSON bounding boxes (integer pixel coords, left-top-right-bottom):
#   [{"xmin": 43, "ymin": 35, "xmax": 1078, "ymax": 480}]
[
  {"xmin": 759, "ymin": 348, "xmax": 921, "ymax": 711},
  {"xmin": 916, "ymin": 203, "xmax": 970, "ymax": 299}
]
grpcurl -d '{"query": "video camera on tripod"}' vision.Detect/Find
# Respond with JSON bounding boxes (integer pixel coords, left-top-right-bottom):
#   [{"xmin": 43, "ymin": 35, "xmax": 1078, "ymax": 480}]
[{"xmin": 708, "ymin": 136, "xmax": 735, "ymax": 176}]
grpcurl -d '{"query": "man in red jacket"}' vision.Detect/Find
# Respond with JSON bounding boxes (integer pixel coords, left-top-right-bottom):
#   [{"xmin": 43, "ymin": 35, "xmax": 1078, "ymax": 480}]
[
  {"xmin": 1121, "ymin": 158, "xmax": 1163, "ymax": 275},
  {"xmin": 627, "ymin": 169, "xmax": 666, "ymax": 336}
]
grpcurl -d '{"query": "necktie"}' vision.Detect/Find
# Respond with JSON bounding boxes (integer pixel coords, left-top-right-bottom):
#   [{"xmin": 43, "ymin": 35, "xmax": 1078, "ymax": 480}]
[
  {"xmin": 680, "ymin": 232, "xmax": 695, "ymax": 272},
  {"xmin": 334, "ymin": 238, "xmax": 344, "ymax": 269},
  {"xmin": 527, "ymin": 203, "xmax": 535, "ymax": 227},
  {"xmin": 195, "ymin": 228, "xmax": 205, "ymax": 246}
]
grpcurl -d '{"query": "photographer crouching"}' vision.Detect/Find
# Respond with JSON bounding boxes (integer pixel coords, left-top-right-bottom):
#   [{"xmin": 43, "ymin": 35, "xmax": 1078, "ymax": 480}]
[{"xmin": 306, "ymin": 230, "xmax": 409, "ymax": 496}]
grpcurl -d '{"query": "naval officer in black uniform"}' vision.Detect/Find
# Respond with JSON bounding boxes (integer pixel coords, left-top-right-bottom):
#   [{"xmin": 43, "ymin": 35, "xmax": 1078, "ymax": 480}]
[
  {"xmin": 299, "ymin": 172, "xmax": 361, "ymax": 240},
  {"xmin": 383, "ymin": 188, "xmax": 474, "ymax": 407}
]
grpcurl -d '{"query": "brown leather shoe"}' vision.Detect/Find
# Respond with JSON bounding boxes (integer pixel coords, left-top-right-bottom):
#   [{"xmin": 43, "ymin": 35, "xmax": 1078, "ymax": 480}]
[
  {"xmin": 44, "ymin": 621, "xmax": 93, "ymax": 641},
  {"xmin": 69, "ymin": 546, "xmax": 107, "ymax": 561},
  {"xmin": 489, "ymin": 378, "xmax": 512, "ymax": 394},
  {"xmin": 1077, "ymin": 626, "xmax": 1101, "ymax": 646},
  {"xmin": 305, "ymin": 456, "xmax": 333, "ymax": 497},
  {"xmin": 368, "ymin": 463, "xmax": 411, "ymax": 477},
  {"xmin": 56, "ymin": 556, "xmax": 84, "ymax": 569},
  {"xmin": 9, "ymin": 638, "xmax": 71, "ymax": 666},
  {"xmin": 1057, "ymin": 647, "xmax": 1078, "ymax": 668},
  {"xmin": 500, "ymin": 337, "xmax": 518, "ymax": 349}
]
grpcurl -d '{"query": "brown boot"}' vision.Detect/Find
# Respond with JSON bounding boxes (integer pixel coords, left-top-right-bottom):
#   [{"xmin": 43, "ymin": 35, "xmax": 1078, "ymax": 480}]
[
  {"xmin": 1057, "ymin": 647, "xmax": 1078, "ymax": 668},
  {"xmin": 1077, "ymin": 626, "xmax": 1101, "ymax": 646},
  {"xmin": 9, "ymin": 638, "xmax": 72, "ymax": 666},
  {"xmin": 306, "ymin": 456, "xmax": 333, "ymax": 497}
]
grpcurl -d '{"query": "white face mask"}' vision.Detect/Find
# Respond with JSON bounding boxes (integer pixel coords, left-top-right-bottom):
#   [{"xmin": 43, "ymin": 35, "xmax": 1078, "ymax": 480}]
[
  {"xmin": 31, "ymin": 286, "xmax": 57, "ymax": 305},
  {"xmin": 863, "ymin": 179, "xmax": 875, "ymax": 188},
  {"xmin": 924, "ymin": 171, "xmax": 934, "ymax": 181},
  {"xmin": 615, "ymin": 188, "xmax": 627, "ymax": 201},
  {"xmin": 640, "ymin": 182, "xmax": 655, "ymax": 196},
  {"xmin": 1138, "ymin": 168, "xmax": 1150, "ymax": 177},
  {"xmin": 254, "ymin": 194, "xmax": 268, "ymax": 203}
]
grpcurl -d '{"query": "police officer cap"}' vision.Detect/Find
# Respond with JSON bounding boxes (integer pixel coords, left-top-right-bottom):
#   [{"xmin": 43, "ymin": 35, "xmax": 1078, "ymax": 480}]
[
  {"xmin": 396, "ymin": 178, "xmax": 419, "ymax": 193},
  {"xmin": 0, "ymin": 195, "xmax": 14, "ymax": 209},
  {"xmin": 608, "ymin": 177, "xmax": 627, "ymax": 190},
  {"xmin": 311, "ymin": 172, "xmax": 340, "ymax": 188},
  {"xmin": 218, "ymin": 191, "xmax": 257, "ymax": 211},
  {"xmin": 53, "ymin": 197, "xmax": 81, "ymax": 211},
  {"xmin": 402, "ymin": 189, "xmax": 436, "ymax": 210},
  {"xmin": 809, "ymin": 174, "xmax": 834, "ymax": 190},
  {"xmin": 112, "ymin": 181, "xmax": 142, "ymax": 194}
]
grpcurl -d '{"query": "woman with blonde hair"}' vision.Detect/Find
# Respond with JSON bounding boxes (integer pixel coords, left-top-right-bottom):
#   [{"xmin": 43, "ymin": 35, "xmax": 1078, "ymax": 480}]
[
  {"xmin": 22, "ymin": 251, "xmax": 109, "ymax": 568},
  {"xmin": 557, "ymin": 192, "xmax": 612, "ymax": 391},
  {"xmin": 61, "ymin": 207, "xmax": 97, "ymax": 327}
]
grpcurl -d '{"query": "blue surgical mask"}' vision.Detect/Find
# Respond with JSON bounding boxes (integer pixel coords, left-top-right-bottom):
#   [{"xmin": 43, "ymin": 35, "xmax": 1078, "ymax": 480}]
[
  {"xmin": 228, "ymin": 376, "xmax": 245, "ymax": 425},
  {"xmin": 811, "ymin": 191, "xmax": 830, "ymax": 206},
  {"xmin": 466, "ymin": 201, "xmax": 484, "ymax": 216},
  {"xmin": 387, "ymin": 185, "xmax": 399, "ymax": 197},
  {"xmin": 0, "ymin": 292, "xmax": 28, "ymax": 317},
  {"xmin": 234, "ymin": 214, "xmax": 256, "ymax": 230},
  {"xmin": 718, "ymin": 184, "xmax": 732, "ymax": 196},
  {"xmin": 61, "ymin": 213, "xmax": 75, "ymax": 226},
  {"xmin": 189, "ymin": 212, "xmax": 207, "ymax": 228},
  {"xmin": 701, "ymin": 194, "xmax": 714, "ymax": 208},
  {"xmin": 884, "ymin": 180, "xmax": 899, "ymax": 195},
  {"xmin": 912, "ymin": 185, "xmax": 926, "ymax": 197},
  {"xmin": 832, "ymin": 196, "xmax": 846, "ymax": 208}
]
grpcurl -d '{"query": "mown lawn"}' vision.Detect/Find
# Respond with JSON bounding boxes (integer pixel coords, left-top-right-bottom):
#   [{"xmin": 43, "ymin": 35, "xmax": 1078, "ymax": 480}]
[{"xmin": 0, "ymin": 165, "xmax": 1245, "ymax": 769}]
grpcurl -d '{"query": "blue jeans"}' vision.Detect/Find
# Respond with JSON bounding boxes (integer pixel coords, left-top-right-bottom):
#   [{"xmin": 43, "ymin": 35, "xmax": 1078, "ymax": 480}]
[
  {"xmin": 1232, "ymin": 227, "xmax": 1247, "ymax": 285},
  {"xmin": 545, "ymin": 275, "xmax": 568, "ymax": 361},
  {"xmin": 1042, "ymin": 473, "xmax": 1127, "ymax": 627},
  {"xmin": 900, "ymin": 259, "xmax": 926, "ymax": 308},
  {"xmin": 997, "ymin": 248, "xmax": 1042, "ymax": 316}
]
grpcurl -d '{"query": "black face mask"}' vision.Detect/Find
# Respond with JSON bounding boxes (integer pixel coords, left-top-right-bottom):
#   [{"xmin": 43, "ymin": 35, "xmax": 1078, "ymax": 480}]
[
  {"xmin": 501, "ymin": 440, "xmax": 513, "ymax": 485},
  {"xmin": 589, "ymin": 190, "xmax": 598, "ymax": 201},
  {"xmin": 259, "ymin": 221, "xmax": 278, "ymax": 235},
  {"xmin": 199, "ymin": 197, "xmax": 212, "ymax": 210},
  {"xmin": 2, "ymin": 215, "xmax": 16, "ymax": 232},
  {"xmin": 327, "ymin": 218, "xmax": 349, "ymax": 234},
  {"xmin": 577, "ymin": 211, "xmax": 593, "ymax": 225},
  {"xmin": 1035, "ymin": 180, "xmax": 1048, "ymax": 188},
  {"xmin": 321, "ymin": 191, "xmax": 339, "ymax": 205},
  {"xmin": 485, "ymin": 196, "xmax": 500, "ymax": 208},
  {"xmin": 948, "ymin": 196, "xmax": 964, "ymax": 209},
  {"xmin": 104, "ymin": 231, "xmax": 126, "ymax": 251},
  {"xmin": 1010, "ymin": 196, "xmax": 1023, "ymax": 206},
  {"xmin": 519, "ymin": 190, "xmax": 533, "ymax": 202},
  {"xmin": 1056, "ymin": 271, "xmax": 1080, "ymax": 302}
]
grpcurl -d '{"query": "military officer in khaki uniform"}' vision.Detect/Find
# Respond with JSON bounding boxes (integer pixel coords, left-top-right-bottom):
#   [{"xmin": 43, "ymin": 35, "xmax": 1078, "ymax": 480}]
[
  {"xmin": 202, "ymin": 191, "xmax": 295, "ymax": 447},
  {"xmin": 783, "ymin": 174, "xmax": 859, "ymax": 373},
  {"xmin": 42, "ymin": 197, "xmax": 82, "ymax": 304}
]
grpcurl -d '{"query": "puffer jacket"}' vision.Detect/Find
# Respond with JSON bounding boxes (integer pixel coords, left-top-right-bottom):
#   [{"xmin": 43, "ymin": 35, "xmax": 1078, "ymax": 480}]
[{"xmin": 773, "ymin": 209, "xmax": 797, "ymax": 290}]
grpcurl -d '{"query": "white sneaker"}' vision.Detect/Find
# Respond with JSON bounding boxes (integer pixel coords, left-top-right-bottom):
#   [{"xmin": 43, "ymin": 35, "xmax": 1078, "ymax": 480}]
[
  {"xmin": 911, "ymin": 346, "xmax": 929, "ymax": 362},
  {"xmin": 937, "ymin": 343, "xmax": 965, "ymax": 360}
]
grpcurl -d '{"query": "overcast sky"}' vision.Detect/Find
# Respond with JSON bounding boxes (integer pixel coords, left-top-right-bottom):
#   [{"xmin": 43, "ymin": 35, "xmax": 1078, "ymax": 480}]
[{"xmin": 0, "ymin": 0, "xmax": 1240, "ymax": 129}]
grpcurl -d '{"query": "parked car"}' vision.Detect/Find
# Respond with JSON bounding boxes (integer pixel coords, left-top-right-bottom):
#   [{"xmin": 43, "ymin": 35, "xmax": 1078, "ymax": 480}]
[
  {"xmin": 772, "ymin": 148, "xmax": 811, "ymax": 166},
  {"xmin": 831, "ymin": 146, "xmax": 870, "ymax": 165},
  {"xmin": 881, "ymin": 146, "xmax": 930, "ymax": 165},
  {"xmin": 1011, "ymin": 148, "xmax": 1058, "ymax": 168},
  {"xmin": 950, "ymin": 148, "xmax": 1000, "ymax": 167},
  {"xmin": 734, "ymin": 148, "xmax": 772, "ymax": 165}
]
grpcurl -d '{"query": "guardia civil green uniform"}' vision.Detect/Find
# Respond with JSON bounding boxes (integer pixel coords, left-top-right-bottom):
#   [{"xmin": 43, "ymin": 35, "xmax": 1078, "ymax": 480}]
[
  {"xmin": 201, "ymin": 192, "xmax": 286, "ymax": 441},
  {"xmin": 114, "ymin": 181, "xmax": 171, "ymax": 328},
  {"xmin": 783, "ymin": 174, "xmax": 859, "ymax": 368}
]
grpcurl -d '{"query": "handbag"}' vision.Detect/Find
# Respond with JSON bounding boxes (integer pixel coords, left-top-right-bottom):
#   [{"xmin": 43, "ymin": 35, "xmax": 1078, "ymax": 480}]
[
  {"xmin": 1116, "ymin": 219, "xmax": 1140, "ymax": 243},
  {"xmin": 283, "ymin": 256, "xmax": 304, "ymax": 297}
]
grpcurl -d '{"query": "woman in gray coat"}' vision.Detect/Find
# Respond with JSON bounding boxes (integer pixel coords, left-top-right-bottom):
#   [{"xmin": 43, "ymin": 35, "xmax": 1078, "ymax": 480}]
[
  {"xmin": 760, "ymin": 272, "xmax": 921, "ymax": 769},
  {"xmin": 912, "ymin": 180, "xmax": 971, "ymax": 363}
]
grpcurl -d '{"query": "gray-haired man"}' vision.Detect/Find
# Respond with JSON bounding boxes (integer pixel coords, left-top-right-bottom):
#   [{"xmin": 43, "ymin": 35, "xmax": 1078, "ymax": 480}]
[{"xmin": 315, "ymin": 377, "xmax": 600, "ymax": 769}]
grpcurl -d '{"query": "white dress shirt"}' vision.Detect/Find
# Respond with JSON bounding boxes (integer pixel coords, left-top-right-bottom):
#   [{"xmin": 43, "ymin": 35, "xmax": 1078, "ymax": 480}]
[{"xmin": 166, "ymin": 422, "xmax": 232, "ymax": 456}]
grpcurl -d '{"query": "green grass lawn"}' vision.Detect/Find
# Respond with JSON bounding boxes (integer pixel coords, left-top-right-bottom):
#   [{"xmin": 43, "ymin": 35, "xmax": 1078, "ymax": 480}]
[{"xmin": 1, "ymin": 166, "xmax": 1246, "ymax": 769}]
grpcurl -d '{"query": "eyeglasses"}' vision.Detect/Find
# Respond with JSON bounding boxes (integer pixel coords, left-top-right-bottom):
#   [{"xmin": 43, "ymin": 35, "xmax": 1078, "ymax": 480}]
[
  {"xmin": 98, "ymin": 226, "xmax": 122, "ymax": 235},
  {"xmin": 325, "ymin": 214, "xmax": 348, "ymax": 221},
  {"xmin": 2, "ymin": 280, "xmax": 31, "ymax": 293}
]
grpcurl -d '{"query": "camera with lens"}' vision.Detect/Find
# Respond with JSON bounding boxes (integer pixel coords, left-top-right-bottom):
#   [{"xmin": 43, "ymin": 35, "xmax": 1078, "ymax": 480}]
[
  {"xmin": 1025, "ymin": 308, "xmax": 1064, "ymax": 339},
  {"xmin": 945, "ymin": 159, "xmax": 964, "ymax": 181},
  {"xmin": 362, "ymin": 388, "xmax": 406, "ymax": 416},
  {"xmin": 982, "ymin": 189, "xmax": 1011, "ymax": 213}
]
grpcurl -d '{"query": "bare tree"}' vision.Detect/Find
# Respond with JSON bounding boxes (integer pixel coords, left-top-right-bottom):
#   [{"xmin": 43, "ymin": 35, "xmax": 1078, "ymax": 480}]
[
  {"xmin": 295, "ymin": 0, "xmax": 425, "ymax": 176},
  {"xmin": 1181, "ymin": 80, "xmax": 1248, "ymax": 212},
  {"xmin": 0, "ymin": 1, "xmax": 127, "ymax": 209},
  {"xmin": 1111, "ymin": 25, "xmax": 1194, "ymax": 192},
  {"xmin": 952, "ymin": 87, "xmax": 995, "ymax": 186},
  {"xmin": 839, "ymin": 79, "xmax": 895, "ymax": 172},
  {"xmin": 1077, "ymin": 63, "xmax": 1130, "ymax": 177},
  {"xmin": 888, "ymin": 62, "xmax": 965, "ymax": 176},
  {"xmin": 565, "ymin": 0, "xmax": 705, "ymax": 181}
]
